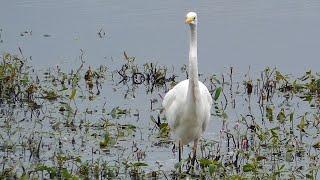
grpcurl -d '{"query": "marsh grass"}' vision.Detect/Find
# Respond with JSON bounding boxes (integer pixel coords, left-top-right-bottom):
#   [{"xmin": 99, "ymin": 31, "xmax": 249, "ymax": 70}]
[{"xmin": 0, "ymin": 52, "xmax": 319, "ymax": 179}]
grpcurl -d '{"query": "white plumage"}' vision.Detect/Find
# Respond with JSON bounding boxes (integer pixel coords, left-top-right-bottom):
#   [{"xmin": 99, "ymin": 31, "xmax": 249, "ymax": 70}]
[
  {"xmin": 162, "ymin": 12, "xmax": 212, "ymax": 163},
  {"xmin": 163, "ymin": 80, "xmax": 212, "ymax": 144}
]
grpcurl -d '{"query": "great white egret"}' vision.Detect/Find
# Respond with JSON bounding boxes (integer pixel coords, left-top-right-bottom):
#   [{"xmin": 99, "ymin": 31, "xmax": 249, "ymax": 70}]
[{"xmin": 162, "ymin": 12, "xmax": 212, "ymax": 165}]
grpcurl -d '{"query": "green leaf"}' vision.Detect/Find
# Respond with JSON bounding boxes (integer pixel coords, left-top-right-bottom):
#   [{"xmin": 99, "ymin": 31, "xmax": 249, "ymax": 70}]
[
  {"xmin": 20, "ymin": 174, "xmax": 29, "ymax": 180},
  {"xmin": 159, "ymin": 123, "xmax": 170, "ymax": 138},
  {"xmin": 275, "ymin": 71, "xmax": 285, "ymax": 81},
  {"xmin": 69, "ymin": 88, "xmax": 77, "ymax": 100},
  {"xmin": 199, "ymin": 158, "xmax": 217, "ymax": 168},
  {"xmin": 214, "ymin": 87, "xmax": 222, "ymax": 101},
  {"xmin": 35, "ymin": 164, "xmax": 57, "ymax": 178},
  {"xmin": 122, "ymin": 124, "xmax": 137, "ymax": 131},
  {"xmin": 110, "ymin": 107, "xmax": 127, "ymax": 119},
  {"xmin": 277, "ymin": 108, "xmax": 286, "ymax": 123},
  {"xmin": 279, "ymin": 164, "xmax": 285, "ymax": 171},
  {"xmin": 256, "ymin": 156, "xmax": 267, "ymax": 161},
  {"xmin": 209, "ymin": 164, "xmax": 216, "ymax": 175},
  {"xmin": 230, "ymin": 175, "xmax": 246, "ymax": 180},
  {"xmin": 61, "ymin": 168, "xmax": 72, "ymax": 179},
  {"xmin": 43, "ymin": 90, "xmax": 58, "ymax": 100},
  {"xmin": 306, "ymin": 173, "xmax": 313, "ymax": 179},
  {"xmin": 132, "ymin": 162, "xmax": 148, "ymax": 167},
  {"xmin": 75, "ymin": 156, "xmax": 82, "ymax": 163},
  {"xmin": 243, "ymin": 163, "xmax": 254, "ymax": 172},
  {"xmin": 297, "ymin": 115, "xmax": 306, "ymax": 132},
  {"xmin": 100, "ymin": 132, "xmax": 116, "ymax": 148},
  {"xmin": 289, "ymin": 112, "xmax": 294, "ymax": 122},
  {"xmin": 266, "ymin": 106, "xmax": 273, "ymax": 121},
  {"xmin": 199, "ymin": 158, "xmax": 212, "ymax": 167},
  {"xmin": 316, "ymin": 79, "xmax": 320, "ymax": 88}
]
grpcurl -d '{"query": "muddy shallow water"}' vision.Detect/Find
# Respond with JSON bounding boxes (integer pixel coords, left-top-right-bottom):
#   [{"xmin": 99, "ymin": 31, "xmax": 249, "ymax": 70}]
[{"xmin": 0, "ymin": 52, "xmax": 319, "ymax": 179}]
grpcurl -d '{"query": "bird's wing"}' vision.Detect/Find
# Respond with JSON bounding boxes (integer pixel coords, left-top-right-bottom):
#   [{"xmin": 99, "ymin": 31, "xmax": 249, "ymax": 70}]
[
  {"xmin": 205, "ymin": 87, "xmax": 213, "ymax": 106},
  {"xmin": 199, "ymin": 81, "xmax": 213, "ymax": 107},
  {"xmin": 162, "ymin": 80, "xmax": 188, "ymax": 111},
  {"xmin": 202, "ymin": 118, "xmax": 208, "ymax": 132},
  {"xmin": 199, "ymin": 82, "xmax": 213, "ymax": 132},
  {"xmin": 162, "ymin": 88, "xmax": 180, "ymax": 130},
  {"xmin": 162, "ymin": 80, "xmax": 189, "ymax": 131},
  {"xmin": 162, "ymin": 88, "xmax": 176, "ymax": 112}
]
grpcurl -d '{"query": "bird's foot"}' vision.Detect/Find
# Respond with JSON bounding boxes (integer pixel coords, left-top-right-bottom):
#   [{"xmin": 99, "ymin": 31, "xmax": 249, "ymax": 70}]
[
  {"xmin": 191, "ymin": 157, "xmax": 195, "ymax": 167},
  {"xmin": 191, "ymin": 156, "xmax": 199, "ymax": 167},
  {"xmin": 186, "ymin": 154, "xmax": 198, "ymax": 173}
]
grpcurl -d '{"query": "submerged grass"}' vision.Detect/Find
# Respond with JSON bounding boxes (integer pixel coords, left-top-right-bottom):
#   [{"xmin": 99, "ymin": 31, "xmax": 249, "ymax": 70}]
[{"xmin": 0, "ymin": 52, "xmax": 319, "ymax": 179}]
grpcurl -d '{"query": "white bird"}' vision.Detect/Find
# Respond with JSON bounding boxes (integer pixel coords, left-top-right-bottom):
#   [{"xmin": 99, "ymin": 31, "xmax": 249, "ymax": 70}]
[{"xmin": 162, "ymin": 12, "xmax": 212, "ymax": 165}]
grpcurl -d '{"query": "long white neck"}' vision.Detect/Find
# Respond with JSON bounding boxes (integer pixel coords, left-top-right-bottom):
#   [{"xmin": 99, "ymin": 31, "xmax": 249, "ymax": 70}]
[{"xmin": 188, "ymin": 23, "xmax": 200, "ymax": 103}]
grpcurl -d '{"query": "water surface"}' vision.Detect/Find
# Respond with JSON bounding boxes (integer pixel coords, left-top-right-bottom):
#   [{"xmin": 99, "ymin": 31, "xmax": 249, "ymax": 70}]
[{"xmin": 1, "ymin": 0, "xmax": 320, "ymax": 73}]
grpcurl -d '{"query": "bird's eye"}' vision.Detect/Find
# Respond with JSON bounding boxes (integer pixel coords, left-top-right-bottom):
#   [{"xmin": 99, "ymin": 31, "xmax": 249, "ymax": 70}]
[{"xmin": 193, "ymin": 17, "xmax": 196, "ymax": 20}]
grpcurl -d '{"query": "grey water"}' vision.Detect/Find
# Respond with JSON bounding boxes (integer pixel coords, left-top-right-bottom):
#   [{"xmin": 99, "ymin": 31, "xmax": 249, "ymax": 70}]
[{"xmin": 1, "ymin": 0, "xmax": 320, "ymax": 73}]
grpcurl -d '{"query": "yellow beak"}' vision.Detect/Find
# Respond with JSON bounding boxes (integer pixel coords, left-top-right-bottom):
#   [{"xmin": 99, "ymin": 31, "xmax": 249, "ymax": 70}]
[{"xmin": 185, "ymin": 17, "xmax": 194, "ymax": 24}]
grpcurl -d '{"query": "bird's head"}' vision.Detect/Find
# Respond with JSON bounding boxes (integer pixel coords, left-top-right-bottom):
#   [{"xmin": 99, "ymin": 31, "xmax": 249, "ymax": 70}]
[{"xmin": 185, "ymin": 12, "xmax": 197, "ymax": 25}]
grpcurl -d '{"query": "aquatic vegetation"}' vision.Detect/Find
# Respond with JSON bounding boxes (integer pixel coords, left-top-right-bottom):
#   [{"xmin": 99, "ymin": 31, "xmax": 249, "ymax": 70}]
[{"xmin": 0, "ymin": 52, "xmax": 319, "ymax": 179}]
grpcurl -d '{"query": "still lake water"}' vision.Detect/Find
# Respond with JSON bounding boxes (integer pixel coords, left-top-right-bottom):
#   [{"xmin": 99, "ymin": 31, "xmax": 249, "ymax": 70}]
[
  {"xmin": 1, "ymin": 0, "xmax": 320, "ymax": 73},
  {"xmin": 0, "ymin": 1, "xmax": 320, "ymax": 178}
]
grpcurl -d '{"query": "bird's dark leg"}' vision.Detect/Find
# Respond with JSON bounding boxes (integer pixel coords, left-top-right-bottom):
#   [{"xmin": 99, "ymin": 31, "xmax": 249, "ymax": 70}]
[
  {"xmin": 179, "ymin": 140, "xmax": 182, "ymax": 162},
  {"xmin": 182, "ymin": 144, "xmax": 184, "ymax": 159},
  {"xmin": 191, "ymin": 138, "xmax": 198, "ymax": 167},
  {"xmin": 178, "ymin": 140, "xmax": 182, "ymax": 173}
]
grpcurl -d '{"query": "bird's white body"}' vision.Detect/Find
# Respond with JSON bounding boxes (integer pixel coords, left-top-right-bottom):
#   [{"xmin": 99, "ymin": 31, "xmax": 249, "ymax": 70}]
[
  {"xmin": 162, "ymin": 12, "xmax": 212, "ymax": 149},
  {"xmin": 162, "ymin": 79, "xmax": 212, "ymax": 145}
]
